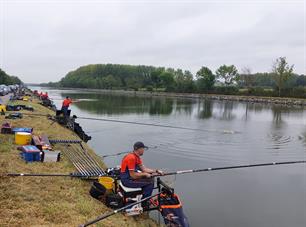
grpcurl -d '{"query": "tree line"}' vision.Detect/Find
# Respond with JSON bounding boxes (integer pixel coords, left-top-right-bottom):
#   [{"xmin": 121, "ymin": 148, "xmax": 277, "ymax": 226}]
[
  {"xmin": 0, "ymin": 68, "xmax": 22, "ymax": 85},
  {"xmin": 43, "ymin": 57, "xmax": 306, "ymax": 98}
]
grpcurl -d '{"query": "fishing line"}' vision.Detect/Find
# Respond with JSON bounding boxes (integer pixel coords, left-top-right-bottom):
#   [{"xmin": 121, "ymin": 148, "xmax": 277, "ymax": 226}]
[
  {"xmin": 8, "ymin": 112, "xmax": 240, "ymax": 134},
  {"xmin": 99, "ymin": 146, "xmax": 158, "ymax": 158},
  {"xmin": 75, "ymin": 116, "xmax": 225, "ymax": 133}
]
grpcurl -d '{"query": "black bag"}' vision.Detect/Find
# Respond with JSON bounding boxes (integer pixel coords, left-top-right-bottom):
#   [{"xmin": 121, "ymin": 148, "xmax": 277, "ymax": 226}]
[
  {"xmin": 89, "ymin": 181, "xmax": 106, "ymax": 200},
  {"xmin": 105, "ymin": 193, "xmax": 124, "ymax": 209}
]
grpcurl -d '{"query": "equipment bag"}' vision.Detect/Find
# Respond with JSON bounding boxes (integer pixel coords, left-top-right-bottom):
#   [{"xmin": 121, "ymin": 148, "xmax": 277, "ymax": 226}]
[
  {"xmin": 160, "ymin": 193, "xmax": 190, "ymax": 227},
  {"xmin": 89, "ymin": 181, "xmax": 106, "ymax": 200},
  {"xmin": 105, "ymin": 193, "xmax": 124, "ymax": 209}
]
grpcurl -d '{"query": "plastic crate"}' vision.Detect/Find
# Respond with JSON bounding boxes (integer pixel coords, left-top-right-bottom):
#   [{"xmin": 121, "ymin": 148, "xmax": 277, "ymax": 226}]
[
  {"xmin": 21, "ymin": 151, "xmax": 41, "ymax": 162},
  {"xmin": 41, "ymin": 150, "xmax": 60, "ymax": 162}
]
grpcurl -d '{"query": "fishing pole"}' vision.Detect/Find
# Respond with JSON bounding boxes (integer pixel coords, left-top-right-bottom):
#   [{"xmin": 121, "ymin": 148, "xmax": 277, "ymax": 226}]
[
  {"xmin": 4, "ymin": 172, "xmax": 103, "ymax": 177},
  {"xmin": 49, "ymin": 139, "xmax": 82, "ymax": 144},
  {"xmin": 8, "ymin": 112, "xmax": 52, "ymax": 117},
  {"xmin": 99, "ymin": 146, "xmax": 158, "ymax": 158},
  {"xmin": 159, "ymin": 160, "xmax": 306, "ymax": 177},
  {"xmin": 79, "ymin": 192, "xmax": 162, "ymax": 227}
]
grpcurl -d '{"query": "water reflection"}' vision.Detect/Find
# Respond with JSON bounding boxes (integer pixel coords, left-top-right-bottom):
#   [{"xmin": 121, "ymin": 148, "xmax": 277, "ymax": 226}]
[
  {"xmin": 272, "ymin": 106, "xmax": 284, "ymax": 129},
  {"xmin": 198, "ymin": 100, "xmax": 213, "ymax": 119},
  {"xmin": 214, "ymin": 101, "xmax": 237, "ymax": 121},
  {"xmin": 62, "ymin": 93, "xmax": 176, "ymax": 115},
  {"xmin": 60, "ymin": 92, "xmax": 306, "ymax": 127},
  {"xmin": 174, "ymin": 99, "xmax": 194, "ymax": 115}
]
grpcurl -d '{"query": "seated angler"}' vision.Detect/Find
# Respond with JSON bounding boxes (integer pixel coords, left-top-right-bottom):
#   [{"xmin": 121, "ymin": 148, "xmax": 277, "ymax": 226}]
[{"xmin": 120, "ymin": 141, "xmax": 163, "ymax": 200}]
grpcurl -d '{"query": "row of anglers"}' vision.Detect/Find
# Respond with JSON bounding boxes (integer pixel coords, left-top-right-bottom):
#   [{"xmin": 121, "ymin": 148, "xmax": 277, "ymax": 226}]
[
  {"xmin": 33, "ymin": 89, "xmax": 76, "ymax": 117},
  {"xmin": 32, "ymin": 90, "xmax": 92, "ymax": 142}
]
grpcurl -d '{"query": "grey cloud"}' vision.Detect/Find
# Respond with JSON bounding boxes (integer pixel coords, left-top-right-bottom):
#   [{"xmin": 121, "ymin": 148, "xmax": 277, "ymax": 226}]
[{"xmin": 0, "ymin": 0, "xmax": 305, "ymax": 83}]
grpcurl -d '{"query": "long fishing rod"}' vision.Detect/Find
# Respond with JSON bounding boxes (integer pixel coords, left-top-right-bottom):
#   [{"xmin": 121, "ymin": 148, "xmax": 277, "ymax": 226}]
[
  {"xmin": 159, "ymin": 160, "xmax": 306, "ymax": 177},
  {"xmin": 8, "ymin": 112, "xmax": 53, "ymax": 117},
  {"xmin": 4, "ymin": 160, "xmax": 305, "ymax": 179},
  {"xmin": 4, "ymin": 172, "xmax": 103, "ymax": 178},
  {"xmin": 79, "ymin": 192, "xmax": 162, "ymax": 227},
  {"xmin": 99, "ymin": 146, "xmax": 158, "ymax": 158}
]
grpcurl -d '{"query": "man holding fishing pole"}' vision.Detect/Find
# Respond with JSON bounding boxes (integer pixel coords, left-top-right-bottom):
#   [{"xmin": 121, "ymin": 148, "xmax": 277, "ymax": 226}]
[
  {"xmin": 61, "ymin": 96, "xmax": 81, "ymax": 117},
  {"xmin": 120, "ymin": 141, "xmax": 164, "ymax": 201}
]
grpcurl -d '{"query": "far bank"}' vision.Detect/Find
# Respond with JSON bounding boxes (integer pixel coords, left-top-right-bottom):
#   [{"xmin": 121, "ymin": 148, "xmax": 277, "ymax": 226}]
[{"xmin": 31, "ymin": 85, "xmax": 306, "ymax": 107}]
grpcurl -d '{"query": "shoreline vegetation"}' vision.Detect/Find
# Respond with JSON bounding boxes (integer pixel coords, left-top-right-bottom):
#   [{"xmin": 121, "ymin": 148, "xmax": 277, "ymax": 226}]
[
  {"xmin": 0, "ymin": 68, "xmax": 22, "ymax": 85},
  {"xmin": 41, "ymin": 57, "xmax": 306, "ymax": 101},
  {"xmin": 33, "ymin": 86, "xmax": 306, "ymax": 107},
  {"xmin": 0, "ymin": 95, "xmax": 159, "ymax": 226}
]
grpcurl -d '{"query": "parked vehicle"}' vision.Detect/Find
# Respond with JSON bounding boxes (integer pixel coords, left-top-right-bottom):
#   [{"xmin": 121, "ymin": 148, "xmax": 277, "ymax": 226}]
[
  {"xmin": 0, "ymin": 85, "xmax": 11, "ymax": 95},
  {"xmin": 0, "ymin": 89, "xmax": 5, "ymax": 96}
]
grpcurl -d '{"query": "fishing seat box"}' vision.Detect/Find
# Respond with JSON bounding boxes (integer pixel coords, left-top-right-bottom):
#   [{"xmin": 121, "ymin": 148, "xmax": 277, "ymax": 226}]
[
  {"xmin": 32, "ymin": 135, "xmax": 52, "ymax": 151},
  {"xmin": 20, "ymin": 145, "xmax": 41, "ymax": 162},
  {"xmin": 41, "ymin": 150, "xmax": 60, "ymax": 162},
  {"xmin": 119, "ymin": 181, "xmax": 143, "ymax": 198},
  {"xmin": 1, "ymin": 122, "xmax": 12, "ymax": 134},
  {"xmin": 12, "ymin": 128, "xmax": 33, "ymax": 133}
]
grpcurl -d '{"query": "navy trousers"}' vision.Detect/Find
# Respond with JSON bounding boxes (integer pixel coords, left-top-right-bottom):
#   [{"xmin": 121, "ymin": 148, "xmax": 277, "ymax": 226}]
[{"xmin": 61, "ymin": 106, "xmax": 69, "ymax": 117}]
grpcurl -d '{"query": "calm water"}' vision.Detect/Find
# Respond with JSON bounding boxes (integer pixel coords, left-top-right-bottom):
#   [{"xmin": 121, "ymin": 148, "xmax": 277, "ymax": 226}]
[{"xmin": 32, "ymin": 87, "xmax": 306, "ymax": 227}]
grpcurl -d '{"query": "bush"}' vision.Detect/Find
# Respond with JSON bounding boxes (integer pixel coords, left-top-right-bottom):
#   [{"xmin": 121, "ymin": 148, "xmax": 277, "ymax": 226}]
[
  {"xmin": 280, "ymin": 87, "xmax": 306, "ymax": 98},
  {"xmin": 146, "ymin": 85, "xmax": 154, "ymax": 92},
  {"xmin": 213, "ymin": 86, "xmax": 239, "ymax": 95},
  {"xmin": 237, "ymin": 87, "xmax": 277, "ymax": 97},
  {"xmin": 291, "ymin": 87, "xmax": 306, "ymax": 98}
]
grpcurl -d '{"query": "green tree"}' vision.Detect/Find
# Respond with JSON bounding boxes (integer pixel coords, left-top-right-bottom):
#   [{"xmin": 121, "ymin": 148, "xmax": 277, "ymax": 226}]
[
  {"xmin": 150, "ymin": 68, "xmax": 163, "ymax": 89},
  {"xmin": 102, "ymin": 74, "xmax": 121, "ymax": 89},
  {"xmin": 272, "ymin": 57, "xmax": 294, "ymax": 96},
  {"xmin": 174, "ymin": 69, "xmax": 194, "ymax": 92},
  {"xmin": 160, "ymin": 71, "xmax": 175, "ymax": 91},
  {"xmin": 216, "ymin": 65, "xmax": 238, "ymax": 86},
  {"xmin": 196, "ymin": 66, "xmax": 215, "ymax": 91},
  {"xmin": 0, "ymin": 68, "xmax": 22, "ymax": 84},
  {"xmin": 239, "ymin": 67, "xmax": 255, "ymax": 88}
]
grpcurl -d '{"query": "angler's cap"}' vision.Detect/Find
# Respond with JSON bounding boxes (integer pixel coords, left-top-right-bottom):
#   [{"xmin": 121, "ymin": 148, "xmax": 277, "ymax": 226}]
[{"xmin": 133, "ymin": 141, "xmax": 148, "ymax": 150}]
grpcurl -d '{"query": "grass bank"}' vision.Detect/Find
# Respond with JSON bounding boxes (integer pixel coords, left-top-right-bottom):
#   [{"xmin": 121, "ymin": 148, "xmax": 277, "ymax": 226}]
[{"xmin": 0, "ymin": 97, "xmax": 159, "ymax": 227}]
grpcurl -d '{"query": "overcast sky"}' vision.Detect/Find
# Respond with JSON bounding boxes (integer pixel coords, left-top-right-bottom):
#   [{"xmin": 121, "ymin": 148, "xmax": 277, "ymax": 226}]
[{"xmin": 0, "ymin": 0, "xmax": 305, "ymax": 83}]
